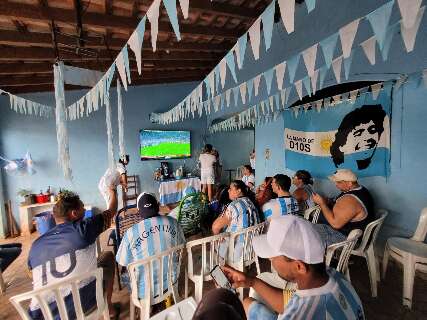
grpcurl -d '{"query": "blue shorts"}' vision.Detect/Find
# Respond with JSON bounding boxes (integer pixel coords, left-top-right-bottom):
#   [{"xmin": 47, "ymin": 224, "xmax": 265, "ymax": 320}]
[{"xmin": 248, "ymin": 301, "xmax": 278, "ymax": 320}]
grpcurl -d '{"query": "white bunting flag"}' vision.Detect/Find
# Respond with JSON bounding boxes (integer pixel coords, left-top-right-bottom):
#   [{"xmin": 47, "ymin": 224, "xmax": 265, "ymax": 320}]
[
  {"xmin": 339, "ymin": 19, "xmax": 360, "ymax": 58},
  {"xmin": 219, "ymin": 58, "xmax": 227, "ymax": 88},
  {"xmin": 248, "ymin": 18, "xmax": 261, "ymax": 60},
  {"xmin": 294, "ymin": 107, "xmax": 299, "ymax": 118},
  {"xmin": 280, "ymin": 88, "xmax": 289, "ymax": 107},
  {"xmin": 128, "ymin": 17, "xmax": 146, "ymax": 75},
  {"xmin": 226, "ymin": 89, "xmax": 231, "ymax": 107},
  {"xmin": 277, "ymin": 0, "xmax": 295, "ymax": 33},
  {"xmin": 240, "ymin": 82, "xmax": 247, "ymax": 104},
  {"xmin": 397, "ymin": 0, "xmax": 422, "ymax": 28},
  {"xmin": 178, "ymin": 0, "xmax": 189, "ymax": 19},
  {"xmin": 360, "ymin": 36, "xmax": 376, "ymax": 65},
  {"xmin": 315, "ymin": 100, "xmax": 322, "ymax": 112},
  {"xmin": 294, "ymin": 79, "xmax": 303, "ymax": 100},
  {"xmin": 311, "ymin": 69, "xmax": 319, "ymax": 95},
  {"xmin": 208, "ymin": 71, "xmax": 215, "ymax": 97},
  {"xmin": 349, "ymin": 89, "xmax": 358, "ymax": 103},
  {"xmin": 371, "ymin": 83, "xmax": 382, "ymax": 100},
  {"xmin": 332, "ymin": 56, "xmax": 343, "ymax": 84},
  {"xmin": 269, "ymin": 96, "xmax": 275, "ymax": 112},
  {"xmin": 302, "ymin": 43, "xmax": 318, "ymax": 77},
  {"xmin": 254, "ymin": 74, "xmax": 262, "ymax": 96},
  {"xmin": 275, "ymin": 62, "xmax": 286, "ymax": 90},
  {"xmin": 400, "ymin": 6, "xmax": 425, "ymax": 52},
  {"xmin": 116, "ymin": 49, "xmax": 128, "ymax": 90},
  {"xmin": 147, "ymin": 0, "xmax": 161, "ymax": 52}
]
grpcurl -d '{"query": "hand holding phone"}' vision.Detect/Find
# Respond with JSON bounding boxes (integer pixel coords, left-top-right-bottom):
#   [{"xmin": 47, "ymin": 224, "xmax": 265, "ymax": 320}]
[{"xmin": 210, "ymin": 265, "xmax": 236, "ymax": 293}]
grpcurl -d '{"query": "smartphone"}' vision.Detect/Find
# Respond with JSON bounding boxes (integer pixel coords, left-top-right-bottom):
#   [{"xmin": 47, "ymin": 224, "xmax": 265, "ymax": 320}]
[{"xmin": 210, "ymin": 265, "xmax": 236, "ymax": 293}]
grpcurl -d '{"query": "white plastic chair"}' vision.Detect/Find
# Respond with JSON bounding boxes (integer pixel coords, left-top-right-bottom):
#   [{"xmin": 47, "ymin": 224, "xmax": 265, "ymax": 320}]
[
  {"xmin": 185, "ymin": 233, "xmax": 230, "ymax": 302},
  {"xmin": 9, "ymin": 268, "xmax": 109, "ymax": 320},
  {"xmin": 303, "ymin": 205, "xmax": 321, "ymax": 223},
  {"xmin": 127, "ymin": 244, "xmax": 185, "ymax": 320},
  {"xmin": 227, "ymin": 222, "xmax": 266, "ymax": 298},
  {"xmin": 382, "ymin": 207, "xmax": 427, "ymax": 309},
  {"xmin": 349, "ymin": 210, "xmax": 388, "ymax": 297},
  {"xmin": 326, "ymin": 229, "xmax": 362, "ymax": 279}
]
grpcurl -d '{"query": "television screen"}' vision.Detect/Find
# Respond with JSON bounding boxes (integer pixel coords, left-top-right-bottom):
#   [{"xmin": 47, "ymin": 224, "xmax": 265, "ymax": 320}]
[{"xmin": 140, "ymin": 130, "xmax": 191, "ymax": 160}]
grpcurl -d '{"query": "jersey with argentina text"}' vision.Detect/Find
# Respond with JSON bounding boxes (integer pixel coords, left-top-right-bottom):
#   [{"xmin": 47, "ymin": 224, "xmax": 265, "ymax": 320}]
[
  {"xmin": 116, "ymin": 215, "xmax": 185, "ymax": 299},
  {"xmin": 262, "ymin": 196, "xmax": 300, "ymax": 220}
]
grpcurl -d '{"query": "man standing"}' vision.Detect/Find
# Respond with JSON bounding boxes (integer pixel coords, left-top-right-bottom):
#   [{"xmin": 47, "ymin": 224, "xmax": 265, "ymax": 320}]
[
  {"xmin": 312, "ymin": 169, "xmax": 375, "ymax": 246},
  {"xmin": 262, "ymin": 174, "xmax": 299, "ymax": 220},
  {"xmin": 28, "ymin": 187, "xmax": 118, "ymax": 319},
  {"xmin": 223, "ymin": 215, "xmax": 365, "ymax": 320}
]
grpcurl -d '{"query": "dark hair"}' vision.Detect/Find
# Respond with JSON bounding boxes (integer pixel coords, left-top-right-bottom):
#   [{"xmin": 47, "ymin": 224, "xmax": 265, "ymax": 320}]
[
  {"xmin": 330, "ymin": 104, "xmax": 386, "ymax": 167},
  {"xmin": 230, "ymin": 180, "xmax": 249, "ymax": 197},
  {"xmin": 243, "ymin": 165, "xmax": 253, "ymax": 174},
  {"xmin": 284, "ymin": 256, "xmax": 327, "ymax": 277},
  {"xmin": 295, "ymin": 170, "xmax": 313, "ymax": 185},
  {"xmin": 215, "ymin": 184, "xmax": 231, "ymax": 207},
  {"xmin": 204, "ymin": 144, "xmax": 213, "ymax": 153},
  {"xmin": 53, "ymin": 192, "xmax": 82, "ymax": 219},
  {"xmin": 119, "ymin": 154, "xmax": 129, "ymax": 165},
  {"xmin": 273, "ymin": 174, "xmax": 292, "ymax": 192}
]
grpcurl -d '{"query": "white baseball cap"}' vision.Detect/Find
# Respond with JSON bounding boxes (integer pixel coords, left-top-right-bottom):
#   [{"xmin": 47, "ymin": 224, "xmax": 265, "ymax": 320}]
[
  {"xmin": 252, "ymin": 215, "xmax": 325, "ymax": 264},
  {"xmin": 328, "ymin": 169, "xmax": 357, "ymax": 182}
]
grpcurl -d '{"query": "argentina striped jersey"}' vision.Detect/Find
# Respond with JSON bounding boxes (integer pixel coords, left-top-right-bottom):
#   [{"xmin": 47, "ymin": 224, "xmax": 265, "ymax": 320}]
[{"xmin": 262, "ymin": 196, "xmax": 300, "ymax": 220}]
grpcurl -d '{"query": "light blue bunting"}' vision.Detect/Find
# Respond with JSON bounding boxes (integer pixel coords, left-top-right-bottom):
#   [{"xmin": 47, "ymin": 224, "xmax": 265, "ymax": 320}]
[
  {"xmin": 204, "ymin": 78, "xmax": 211, "ymax": 98},
  {"xmin": 302, "ymin": 76, "xmax": 312, "ymax": 96},
  {"xmin": 274, "ymin": 93, "xmax": 281, "ymax": 110},
  {"xmin": 247, "ymin": 78, "xmax": 254, "ymax": 102},
  {"xmin": 343, "ymin": 51, "xmax": 354, "ymax": 80},
  {"xmin": 261, "ymin": 1, "xmax": 275, "ymax": 50},
  {"xmin": 381, "ymin": 22, "xmax": 398, "ymax": 61},
  {"xmin": 263, "ymin": 68, "xmax": 275, "ymax": 95},
  {"xmin": 287, "ymin": 54, "xmax": 301, "ymax": 83},
  {"xmin": 320, "ymin": 33, "xmax": 339, "ymax": 69},
  {"xmin": 318, "ymin": 66, "xmax": 328, "ymax": 90},
  {"xmin": 237, "ymin": 35, "xmax": 248, "ymax": 69},
  {"xmin": 163, "ymin": 0, "xmax": 181, "ymax": 40},
  {"xmin": 214, "ymin": 66, "xmax": 221, "ymax": 92},
  {"xmin": 232, "ymin": 86, "xmax": 240, "ymax": 106},
  {"xmin": 123, "ymin": 46, "xmax": 131, "ymax": 85},
  {"xmin": 226, "ymin": 51, "xmax": 238, "ymax": 82},
  {"xmin": 366, "ymin": 0, "xmax": 395, "ymax": 50},
  {"xmin": 220, "ymin": 94, "xmax": 225, "ymax": 109},
  {"xmin": 305, "ymin": 0, "xmax": 316, "ymax": 13}
]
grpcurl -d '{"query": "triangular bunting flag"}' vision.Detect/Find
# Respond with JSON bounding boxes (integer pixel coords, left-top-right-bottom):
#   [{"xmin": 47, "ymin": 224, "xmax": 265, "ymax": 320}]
[
  {"xmin": 208, "ymin": 71, "xmax": 215, "ymax": 97},
  {"xmin": 254, "ymin": 74, "xmax": 262, "ymax": 96},
  {"xmin": 163, "ymin": 0, "xmax": 181, "ymax": 40},
  {"xmin": 339, "ymin": 19, "xmax": 360, "ymax": 58},
  {"xmin": 128, "ymin": 17, "xmax": 146, "ymax": 75},
  {"xmin": 225, "ymin": 51, "xmax": 238, "ymax": 82},
  {"xmin": 233, "ymin": 86, "xmax": 240, "ymax": 106},
  {"xmin": 275, "ymin": 94, "xmax": 281, "ymax": 110},
  {"xmin": 302, "ymin": 43, "xmax": 318, "ymax": 77},
  {"xmin": 280, "ymin": 88, "xmax": 289, "ymax": 107},
  {"xmin": 332, "ymin": 56, "xmax": 343, "ymax": 84},
  {"xmin": 249, "ymin": 18, "xmax": 261, "ymax": 60},
  {"xmin": 247, "ymin": 78, "xmax": 254, "ymax": 102},
  {"xmin": 263, "ymin": 68, "xmax": 275, "ymax": 94},
  {"xmin": 261, "ymin": 1, "xmax": 275, "ymax": 50},
  {"xmin": 275, "ymin": 62, "xmax": 286, "ymax": 90},
  {"xmin": 332, "ymin": 94, "xmax": 341, "ymax": 104},
  {"xmin": 315, "ymin": 100, "xmax": 322, "ymax": 112},
  {"xmin": 260, "ymin": 100, "xmax": 266, "ymax": 115},
  {"xmin": 277, "ymin": 0, "xmax": 295, "ymax": 33},
  {"xmin": 219, "ymin": 58, "xmax": 227, "ymax": 88},
  {"xmin": 381, "ymin": 22, "xmax": 398, "ymax": 61},
  {"xmin": 240, "ymin": 82, "xmax": 247, "ymax": 104},
  {"xmin": 147, "ymin": 0, "xmax": 161, "ymax": 51},
  {"xmin": 178, "ymin": 0, "xmax": 189, "ymax": 19},
  {"xmin": 214, "ymin": 95, "xmax": 221, "ymax": 112},
  {"xmin": 293, "ymin": 107, "xmax": 299, "ymax": 118},
  {"xmin": 306, "ymin": 0, "xmax": 316, "ymax": 13},
  {"xmin": 269, "ymin": 96, "xmax": 275, "ymax": 112},
  {"xmin": 303, "ymin": 103, "xmax": 310, "ymax": 113},
  {"xmin": 236, "ymin": 35, "xmax": 248, "ymax": 69},
  {"xmin": 397, "ymin": 0, "xmax": 422, "ymax": 28},
  {"xmin": 294, "ymin": 79, "xmax": 303, "ymax": 100},
  {"xmin": 116, "ymin": 47, "xmax": 130, "ymax": 90},
  {"xmin": 302, "ymin": 76, "xmax": 312, "ymax": 96},
  {"xmin": 287, "ymin": 54, "xmax": 301, "ymax": 83},
  {"xmin": 343, "ymin": 51, "xmax": 354, "ymax": 80},
  {"xmin": 400, "ymin": 6, "xmax": 425, "ymax": 52},
  {"xmin": 214, "ymin": 65, "xmax": 221, "ymax": 91},
  {"xmin": 320, "ymin": 33, "xmax": 339, "ymax": 69},
  {"xmin": 366, "ymin": 1, "xmax": 395, "ymax": 50},
  {"xmin": 349, "ymin": 89, "xmax": 358, "ymax": 103},
  {"xmin": 318, "ymin": 66, "xmax": 328, "ymax": 89},
  {"xmin": 361, "ymin": 36, "xmax": 376, "ymax": 65},
  {"xmin": 311, "ymin": 69, "xmax": 319, "ymax": 95},
  {"xmin": 371, "ymin": 83, "xmax": 382, "ymax": 100},
  {"xmin": 204, "ymin": 78, "xmax": 211, "ymax": 98}
]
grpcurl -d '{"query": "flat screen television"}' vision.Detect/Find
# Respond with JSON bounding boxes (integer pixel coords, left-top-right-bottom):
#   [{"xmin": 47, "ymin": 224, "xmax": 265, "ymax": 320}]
[{"xmin": 140, "ymin": 130, "xmax": 191, "ymax": 160}]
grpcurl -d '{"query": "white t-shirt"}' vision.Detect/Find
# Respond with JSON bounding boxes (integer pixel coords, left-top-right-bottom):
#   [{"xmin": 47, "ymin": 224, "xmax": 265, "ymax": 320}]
[
  {"xmin": 199, "ymin": 153, "xmax": 216, "ymax": 175},
  {"xmin": 242, "ymin": 174, "xmax": 255, "ymax": 189}
]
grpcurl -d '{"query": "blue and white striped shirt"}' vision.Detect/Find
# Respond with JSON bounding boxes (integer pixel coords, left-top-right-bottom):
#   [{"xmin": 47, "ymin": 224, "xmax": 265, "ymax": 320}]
[
  {"xmin": 116, "ymin": 216, "xmax": 185, "ymax": 299},
  {"xmin": 279, "ymin": 269, "xmax": 365, "ymax": 320},
  {"xmin": 262, "ymin": 196, "xmax": 299, "ymax": 220},
  {"xmin": 224, "ymin": 197, "xmax": 260, "ymax": 233}
]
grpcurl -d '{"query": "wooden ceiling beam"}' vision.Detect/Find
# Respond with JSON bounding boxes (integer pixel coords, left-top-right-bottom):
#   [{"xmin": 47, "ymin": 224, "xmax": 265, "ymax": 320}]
[
  {"xmin": 0, "ymin": 30, "xmax": 231, "ymax": 52},
  {"xmin": 0, "ymin": 2, "xmax": 241, "ymax": 39},
  {"xmin": 0, "ymin": 46, "xmax": 220, "ymax": 61}
]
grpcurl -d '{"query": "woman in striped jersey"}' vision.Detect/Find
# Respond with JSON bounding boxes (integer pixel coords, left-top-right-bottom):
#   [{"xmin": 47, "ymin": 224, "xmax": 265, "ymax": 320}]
[{"xmin": 292, "ymin": 170, "xmax": 316, "ymax": 211}]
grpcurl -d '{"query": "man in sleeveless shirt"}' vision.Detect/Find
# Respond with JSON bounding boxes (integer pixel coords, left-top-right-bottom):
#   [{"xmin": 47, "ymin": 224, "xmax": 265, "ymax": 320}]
[{"xmin": 312, "ymin": 169, "xmax": 375, "ymax": 246}]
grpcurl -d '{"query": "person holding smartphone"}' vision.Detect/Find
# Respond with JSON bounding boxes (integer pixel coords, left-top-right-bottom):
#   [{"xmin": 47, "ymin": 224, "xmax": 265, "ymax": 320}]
[{"xmin": 222, "ymin": 215, "xmax": 365, "ymax": 320}]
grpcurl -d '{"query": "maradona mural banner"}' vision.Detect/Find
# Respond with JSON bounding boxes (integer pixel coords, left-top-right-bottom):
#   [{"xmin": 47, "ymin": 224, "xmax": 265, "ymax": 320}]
[{"xmin": 284, "ymin": 84, "xmax": 391, "ymax": 178}]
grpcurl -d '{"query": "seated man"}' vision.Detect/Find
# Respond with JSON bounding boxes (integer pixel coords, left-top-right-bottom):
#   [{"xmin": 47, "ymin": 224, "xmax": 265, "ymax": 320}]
[
  {"xmin": 223, "ymin": 215, "xmax": 365, "ymax": 320},
  {"xmin": 116, "ymin": 193, "xmax": 185, "ymax": 299},
  {"xmin": 312, "ymin": 169, "xmax": 375, "ymax": 246},
  {"xmin": 262, "ymin": 174, "xmax": 300, "ymax": 220},
  {"xmin": 28, "ymin": 187, "xmax": 118, "ymax": 319}
]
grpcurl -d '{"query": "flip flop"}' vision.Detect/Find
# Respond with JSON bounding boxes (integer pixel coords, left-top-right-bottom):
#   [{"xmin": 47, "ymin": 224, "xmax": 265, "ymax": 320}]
[{"xmin": 110, "ymin": 302, "xmax": 121, "ymax": 320}]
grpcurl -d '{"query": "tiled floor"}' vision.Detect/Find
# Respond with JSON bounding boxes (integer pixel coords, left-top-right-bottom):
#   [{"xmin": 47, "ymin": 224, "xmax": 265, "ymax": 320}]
[{"xmin": 1, "ymin": 230, "xmax": 426, "ymax": 320}]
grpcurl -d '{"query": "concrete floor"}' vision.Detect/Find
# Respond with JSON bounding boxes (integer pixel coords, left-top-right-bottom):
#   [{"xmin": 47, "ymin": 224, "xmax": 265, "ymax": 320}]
[{"xmin": 0, "ymin": 230, "xmax": 426, "ymax": 320}]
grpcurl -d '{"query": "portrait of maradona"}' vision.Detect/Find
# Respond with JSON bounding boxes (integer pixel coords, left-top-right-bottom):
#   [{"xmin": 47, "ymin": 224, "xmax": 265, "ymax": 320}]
[{"xmin": 330, "ymin": 104, "xmax": 386, "ymax": 170}]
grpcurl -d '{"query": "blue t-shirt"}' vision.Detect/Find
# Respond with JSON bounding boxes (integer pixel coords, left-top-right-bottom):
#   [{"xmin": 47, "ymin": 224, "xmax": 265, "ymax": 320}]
[
  {"xmin": 27, "ymin": 214, "xmax": 109, "ymax": 320},
  {"xmin": 116, "ymin": 216, "xmax": 185, "ymax": 299},
  {"xmin": 262, "ymin": 196, "xmax": 299, "ymax": 220}
]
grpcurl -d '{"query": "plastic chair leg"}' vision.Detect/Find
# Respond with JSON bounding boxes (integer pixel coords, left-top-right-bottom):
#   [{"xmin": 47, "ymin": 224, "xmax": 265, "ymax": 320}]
[
  {"xmin": 382, "ymin": 245, "xmax": 390, "ymax": 280},
  {"xmin": 365, "ymin": 246, "xmax": 378, "ymax": 298},
  {"xmin": 194, "ymin": 278, "xmax": 204, "ymax": 303},
  {"xmin": 184, "ymin": 269, "xmax": 189, "ymax": 299},
  {"xmin": 255, "ymin": 257, "xmax": 261, "ymax": 275},
  {"xmin": 402, "ymin": 254, "xmax": 415, "ymax": 309},
  {"xmin": 130, "ymin": 299, "xmax": 135, "ymax": 320},
  {"xmin": 102, "ymin": 302, "xmax": 110, "ymax": 320}
]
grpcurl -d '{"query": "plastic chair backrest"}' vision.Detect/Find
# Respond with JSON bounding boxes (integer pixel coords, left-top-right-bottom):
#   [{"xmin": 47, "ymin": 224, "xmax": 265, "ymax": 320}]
[
  {"xmin": 9, "ymin": 268, "xmax": 107, "ymax": 320},
  {"xmin": 115, "ymin": 204, "xmax": 140, "ymax": 247},
  {"xmin": 303, "ymin": 205, "xmax": 321, "ymax": 223},
  {"xmin": 228, "ymin": 222, "xmax": 266, "ymax": 267},
  {"xmin": 326, "ymin": 229, "xmax": 362, "ymax": 274},
  {"xmin": 177, "ymin": 192, "xmax": 209, "ymax": 236},
  {"xmin": 186, "ymin": 233, "xmax": 230, "ymax": 279},
  {"xmin": 127, "ymin": 244, "xmax": 185, "ymax": 319},
  {"xmin": 355, "ymin": 210, "xmax": 388, "ymax": 252},
  {"xmin": 411, "ymin": 207, "xmax": 427, "ymax": 242}
]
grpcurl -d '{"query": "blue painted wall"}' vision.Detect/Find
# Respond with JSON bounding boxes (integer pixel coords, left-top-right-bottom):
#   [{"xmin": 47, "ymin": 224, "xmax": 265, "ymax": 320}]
[{"xmin": 0, "ymin": 81, "xmax": 207, "ymax": 236}]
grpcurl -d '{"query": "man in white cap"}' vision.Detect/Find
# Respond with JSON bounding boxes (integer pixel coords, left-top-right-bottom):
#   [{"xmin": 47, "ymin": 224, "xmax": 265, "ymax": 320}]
[
  {"xmin": 312, "ymin": 169, "xmax": 375, "ymax": 246},
  {"xmin": 222, "ymin": 215, "xmax": 365, "ymax": 320}
]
